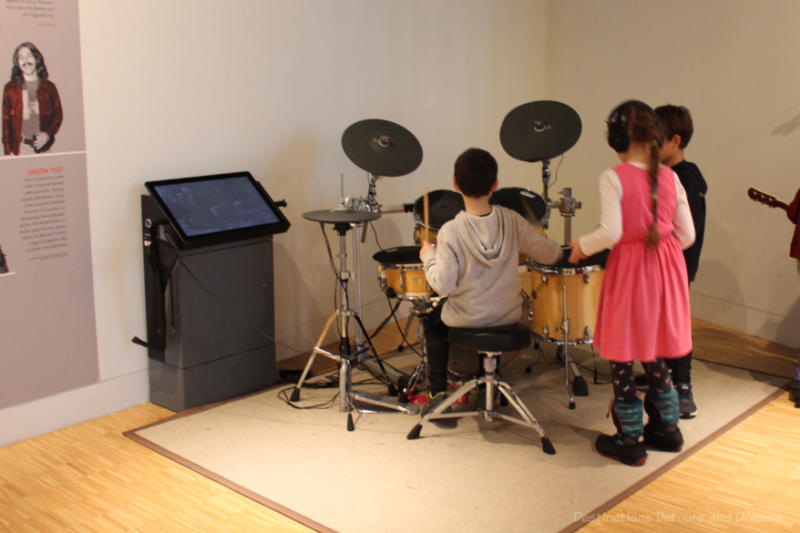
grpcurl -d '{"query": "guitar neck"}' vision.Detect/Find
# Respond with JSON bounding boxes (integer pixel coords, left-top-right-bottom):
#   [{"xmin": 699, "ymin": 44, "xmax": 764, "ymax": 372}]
[{"xmin": 747, "ymin": 187, "xmax": 789, "ymax": 211}]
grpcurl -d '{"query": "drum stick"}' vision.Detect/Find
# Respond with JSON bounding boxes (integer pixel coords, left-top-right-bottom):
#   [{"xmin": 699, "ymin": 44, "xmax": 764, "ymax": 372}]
[
  {"xmin": 423, "ymin": 189, "xmax": 430, "ymax": 243},
  {"xmin": 521, "ymin": 198, "xmax": 539, "ymax": 226},
  {"xmin": 519, "ymin": 191, "xmax": 540, "ymax": 226}
]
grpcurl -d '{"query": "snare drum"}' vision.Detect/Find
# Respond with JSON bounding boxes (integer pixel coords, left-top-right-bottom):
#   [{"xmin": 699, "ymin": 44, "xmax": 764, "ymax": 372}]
[
  {"xmin": 529, "ymin": 246, "xmax": 609, "ymax": 344},
  {"xmin": 412, "ymin": 190, "xmax": 464, "ymax": 244},
  {"xmin": 373, "ymin": 246, "xmax": 430, "ymax": 301},
  {"xmin": 490, "ymin": 187, "xmax": 547, "ymax": 263}
]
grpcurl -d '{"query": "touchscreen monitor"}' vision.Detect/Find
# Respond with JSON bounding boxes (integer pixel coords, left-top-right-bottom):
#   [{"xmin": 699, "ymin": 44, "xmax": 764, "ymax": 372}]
[{"xmin": 145, "ymin": 171, "xmax": 290, "ymax": 248}]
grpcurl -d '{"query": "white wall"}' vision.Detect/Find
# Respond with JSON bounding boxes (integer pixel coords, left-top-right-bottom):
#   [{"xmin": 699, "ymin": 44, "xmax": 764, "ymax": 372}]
[
  {"xmin": 0, "ymin": 0, "xmax": 549, "ymax": 445},
  {"xmin": 548, "ymin": 0, "xmax": 800, "ymax": 347}
]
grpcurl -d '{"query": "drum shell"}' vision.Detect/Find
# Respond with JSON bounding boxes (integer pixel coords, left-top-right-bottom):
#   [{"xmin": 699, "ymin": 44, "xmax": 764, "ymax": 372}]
[
  {"xmin": 378, "ymin": 263, "xmax": 430, "ymax": 300},
  {"xmin": 373, "ymin": 246, "xmax": 431, "ymax": 301},
  {"xmin": 529, "ymin": 264, "xmax": 603, "ymax": 343}
]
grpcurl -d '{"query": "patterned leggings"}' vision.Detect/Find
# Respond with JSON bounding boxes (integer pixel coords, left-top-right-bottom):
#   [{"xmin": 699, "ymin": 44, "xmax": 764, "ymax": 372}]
[{"xmin": 611, "ymin": 358, "xmax": 673, "ymax": 402}]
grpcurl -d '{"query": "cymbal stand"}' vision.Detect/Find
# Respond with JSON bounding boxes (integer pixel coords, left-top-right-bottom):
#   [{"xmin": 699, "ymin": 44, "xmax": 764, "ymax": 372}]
[
  {"xmin": 540, "ymin": 159, "xmax": 553, "ymax": 229},
  {"xmin": 552, "ymin": 187, "xmax": 581, "ymax": 245},
  {"xmin": 539, "ymin": 176, "xmax": 589, "ymax": 405},
  {"xmin": 556, "ymin": 281, "xmax": 588, "ymax": 409},
  {"xmin": 366, "ymin": 173, "xmax": 381, "ymax": 212}
]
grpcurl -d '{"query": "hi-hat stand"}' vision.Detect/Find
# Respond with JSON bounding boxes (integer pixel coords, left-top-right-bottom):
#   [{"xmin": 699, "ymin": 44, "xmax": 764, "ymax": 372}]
[
  {"xmin": 292, "ymin": 117, "xmax": 424, "ymax": 430},
  {"xmin": 291, "ymin": 208, "xmax": 417, "ymax": 430}
]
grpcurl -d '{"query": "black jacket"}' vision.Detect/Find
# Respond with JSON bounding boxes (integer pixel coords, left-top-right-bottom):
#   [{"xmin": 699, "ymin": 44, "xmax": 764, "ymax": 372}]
[{"xmin": 673, "ymin": 160, "xmax": 707, "ymax": 282}]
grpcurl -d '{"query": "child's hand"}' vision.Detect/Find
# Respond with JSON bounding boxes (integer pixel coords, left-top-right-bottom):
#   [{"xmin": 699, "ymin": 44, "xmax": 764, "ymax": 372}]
[
  {"xmin": 568, "ymin": 240, "xmax": 587, "ymax": 264},
  {"xmin": 420, "ymin": 242, "xmax": 435, "ymax": 260}
]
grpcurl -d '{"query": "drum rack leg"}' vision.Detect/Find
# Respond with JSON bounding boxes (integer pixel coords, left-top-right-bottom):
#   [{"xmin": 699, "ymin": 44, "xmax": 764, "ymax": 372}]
[{"xmin": 558, "ymin": 282, "xmax": 589, "ymax": 410}]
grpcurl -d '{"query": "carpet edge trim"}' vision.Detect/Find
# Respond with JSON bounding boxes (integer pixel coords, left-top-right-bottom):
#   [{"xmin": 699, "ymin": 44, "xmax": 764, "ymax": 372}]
[
  {"xmin": 558, "ymin": 383, "xmax": 788, "ymax": 532},
  {"xmin": 123, "ymin": 428, "xmax": 338, "ymax": 533}
]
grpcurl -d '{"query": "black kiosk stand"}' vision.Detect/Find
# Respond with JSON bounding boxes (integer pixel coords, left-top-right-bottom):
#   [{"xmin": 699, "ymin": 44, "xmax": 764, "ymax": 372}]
[{"xmin": 140, "ymin": 171, "xmax": 290, "ymax": 411}]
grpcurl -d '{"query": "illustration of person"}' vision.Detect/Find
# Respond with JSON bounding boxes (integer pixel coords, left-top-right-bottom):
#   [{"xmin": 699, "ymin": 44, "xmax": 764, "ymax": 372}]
[{"xmin": 3, "ymin": 42, "xmax": 63, "ymax": 156}]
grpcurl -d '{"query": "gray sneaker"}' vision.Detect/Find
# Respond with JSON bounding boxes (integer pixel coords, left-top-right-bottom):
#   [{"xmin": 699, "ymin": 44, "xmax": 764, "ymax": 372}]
[{"xmin": 676, "ymin": 383, "xmax": 697, "ymax": 419}]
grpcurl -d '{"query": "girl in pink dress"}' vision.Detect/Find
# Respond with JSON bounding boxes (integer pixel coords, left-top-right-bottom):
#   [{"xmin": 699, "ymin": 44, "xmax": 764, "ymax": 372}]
[{"xmin": 569, "ymin": 100, "xmax": 695, "ymax": 466}]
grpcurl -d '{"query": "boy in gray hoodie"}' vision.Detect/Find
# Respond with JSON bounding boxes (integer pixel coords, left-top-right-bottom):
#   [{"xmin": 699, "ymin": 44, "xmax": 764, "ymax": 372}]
[{"xmin": 419, "ymin": 148, "xmax": 562, "ymax": 409}]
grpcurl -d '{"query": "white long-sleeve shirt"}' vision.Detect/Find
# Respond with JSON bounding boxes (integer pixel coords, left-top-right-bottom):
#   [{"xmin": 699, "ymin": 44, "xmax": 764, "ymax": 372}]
[{"xmin": 578, "ymin": 163, "xmax": 695, "ymax": 256}]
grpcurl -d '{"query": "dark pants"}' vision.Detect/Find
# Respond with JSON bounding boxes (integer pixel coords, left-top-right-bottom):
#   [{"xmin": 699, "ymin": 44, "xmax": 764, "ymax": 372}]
[
  {"xmin": 612, "ymin": 359, "xmax": 673, "ymax": 402},
  {"xmin": 666, "ymin": 278, "xmax": 694, "ymax": 385},
  {"xmin": 665, "ymin": 352, "xmax": 692, "ymax": 385},
  {"xmin": 422, "ymin": 303, "xmax": 449, "ymax": 394}
]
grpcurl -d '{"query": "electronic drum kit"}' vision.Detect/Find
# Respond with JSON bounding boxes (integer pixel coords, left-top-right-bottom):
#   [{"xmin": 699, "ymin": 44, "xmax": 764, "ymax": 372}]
[{"xmin": 291, "ymin": 101, "xmax": 608, "ymax": 431}]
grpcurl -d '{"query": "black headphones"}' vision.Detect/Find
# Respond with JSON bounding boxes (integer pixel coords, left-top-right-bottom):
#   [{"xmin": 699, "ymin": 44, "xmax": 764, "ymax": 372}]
[
  {"xmin": 607, "ymin": 103, "xmax": 630, "ymax": 152},
  {"xmin": 606, "ymin": 100, "xmax": 661, "ymax": 153}
]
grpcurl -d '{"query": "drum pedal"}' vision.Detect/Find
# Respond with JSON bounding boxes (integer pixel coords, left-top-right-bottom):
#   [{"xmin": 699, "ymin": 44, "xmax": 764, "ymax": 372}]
[{"xmin": 572, "ymin": 375, "xmax": 589, "ymax": 396}]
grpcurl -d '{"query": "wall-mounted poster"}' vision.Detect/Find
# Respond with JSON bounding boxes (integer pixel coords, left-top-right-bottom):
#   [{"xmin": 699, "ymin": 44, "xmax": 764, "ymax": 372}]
[{"xmin": 0, "ymin": 0, "xmax": 98, "ymax": 408}]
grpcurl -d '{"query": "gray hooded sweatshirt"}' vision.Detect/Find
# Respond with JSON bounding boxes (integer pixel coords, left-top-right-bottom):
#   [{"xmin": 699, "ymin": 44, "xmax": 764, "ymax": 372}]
[{"xmin": 422, "ymin": 205, "xmax": 562, "ymax": 328}]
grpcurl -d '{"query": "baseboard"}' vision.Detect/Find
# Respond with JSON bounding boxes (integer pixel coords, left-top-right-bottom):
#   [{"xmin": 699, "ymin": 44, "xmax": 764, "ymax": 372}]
[{"xmin": 0, "ymin": 370, "xmax": 149, "ymax": 447}]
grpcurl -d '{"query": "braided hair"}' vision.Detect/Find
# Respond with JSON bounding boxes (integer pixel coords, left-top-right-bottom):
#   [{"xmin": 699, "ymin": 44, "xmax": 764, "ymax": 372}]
[{"xmin": 607, "ymin": 100, "xmax": 664, "ymax": 249}]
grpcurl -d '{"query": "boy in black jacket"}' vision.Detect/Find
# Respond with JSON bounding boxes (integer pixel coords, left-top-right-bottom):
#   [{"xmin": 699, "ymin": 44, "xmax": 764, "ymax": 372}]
[{"xmin": 655, "ymin": 104, "xmax": 708, "ymax": 418}]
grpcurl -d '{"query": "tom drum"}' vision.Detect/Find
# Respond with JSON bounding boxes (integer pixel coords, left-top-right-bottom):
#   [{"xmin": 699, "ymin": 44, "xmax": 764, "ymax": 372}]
[
  {"xmin": 373, "ymin": 246, "xmax": 430, "ymax": 301},
  {"xmin": 529, "ymin": 246, "xmax": 609, "ymax": 344},
  {"xmin": 412, "ymin": 189, "xmax": 464, "ymax": 244}
]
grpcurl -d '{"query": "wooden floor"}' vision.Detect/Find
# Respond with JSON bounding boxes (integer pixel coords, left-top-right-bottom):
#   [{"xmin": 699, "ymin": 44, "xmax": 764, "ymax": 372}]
[{"xmin": 1, "ymin": 319, "xmax": 798, "ymax": 532}]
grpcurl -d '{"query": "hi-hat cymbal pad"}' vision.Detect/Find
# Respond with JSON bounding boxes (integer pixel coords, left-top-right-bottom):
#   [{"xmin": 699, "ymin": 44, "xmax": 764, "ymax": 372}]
[
  {"xmin": 500, "ymin": 100, "xmax": 582, "ymax": 162},
  {"xmin": 342, "ymin": 119, "xmax": 423, "ymax": 177},
  {"xmin": 303, "ymin": 208, "xmax": 381, "ymax": 224}
]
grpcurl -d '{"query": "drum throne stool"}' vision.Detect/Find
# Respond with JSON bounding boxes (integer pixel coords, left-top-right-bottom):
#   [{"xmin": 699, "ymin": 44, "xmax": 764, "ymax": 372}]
[{"xmin": 406, "ymin": 323, "xmax": 556, "ymax": 455}]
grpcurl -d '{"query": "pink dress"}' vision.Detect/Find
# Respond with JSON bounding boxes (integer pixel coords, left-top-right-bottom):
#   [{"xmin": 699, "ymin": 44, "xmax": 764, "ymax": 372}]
[{"xmin": 593, "ymin": 163, "xmax": 692, "ymax": 362}]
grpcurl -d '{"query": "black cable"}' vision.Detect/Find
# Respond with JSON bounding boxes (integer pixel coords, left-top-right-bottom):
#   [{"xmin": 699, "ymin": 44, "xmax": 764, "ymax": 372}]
[
  {"xmin": 371, "ymin": 221, "xmax": 386, "ymax": 252},
  {"xmin": 319, "ymin": 221, "xmax": 341, "ymax": 279},
  {"xmin": 318, "ymin": 221, "xmax": 346, "ymax": 339},
  {"xmin": 352, "ymin": 313, "xmax": 394, "ymax": 387},
  {"xmin": 173, "ymin": 257, "xmax": 308, "ymax": 359},
  {"xmin": 149, "ymin": 228, "xmax": 312, "ymax": 361},
  {"xmin": 313, "ymin": 220, "xmax": 405, "ymax": 388},
  {"xmin": 550, "ymin": 153, "xmax": 565, "ymax": 187},
  {"xmin": 278, "ymin": 386, "xmax": 339, "ymax": 409},
  {"xmin": 386, "ymin": 293, "xmax": 425, "ymax": 359},
  {"xmin": 368, "ymin": 299, "xmax": 402, "ymax": 340}
]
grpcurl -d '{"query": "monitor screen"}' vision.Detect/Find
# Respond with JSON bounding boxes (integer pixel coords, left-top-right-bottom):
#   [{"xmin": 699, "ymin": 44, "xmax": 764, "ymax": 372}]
[{"xmin": 145, "ymin": 172, "xmax": 290, "ymax": 248}]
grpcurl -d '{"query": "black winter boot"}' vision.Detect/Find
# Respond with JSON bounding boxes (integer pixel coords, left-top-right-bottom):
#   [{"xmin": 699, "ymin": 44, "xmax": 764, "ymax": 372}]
[
  {"xmin": 644, "ymin": 389, "xmax": 684, "ymax": 452},
  {"xmin": 596, "ymin": 399, "xmax": 647, "ymax": 466},
  {"xmin": 789, "ymin": 379, "xmax": 800, "ymax": 405}
]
